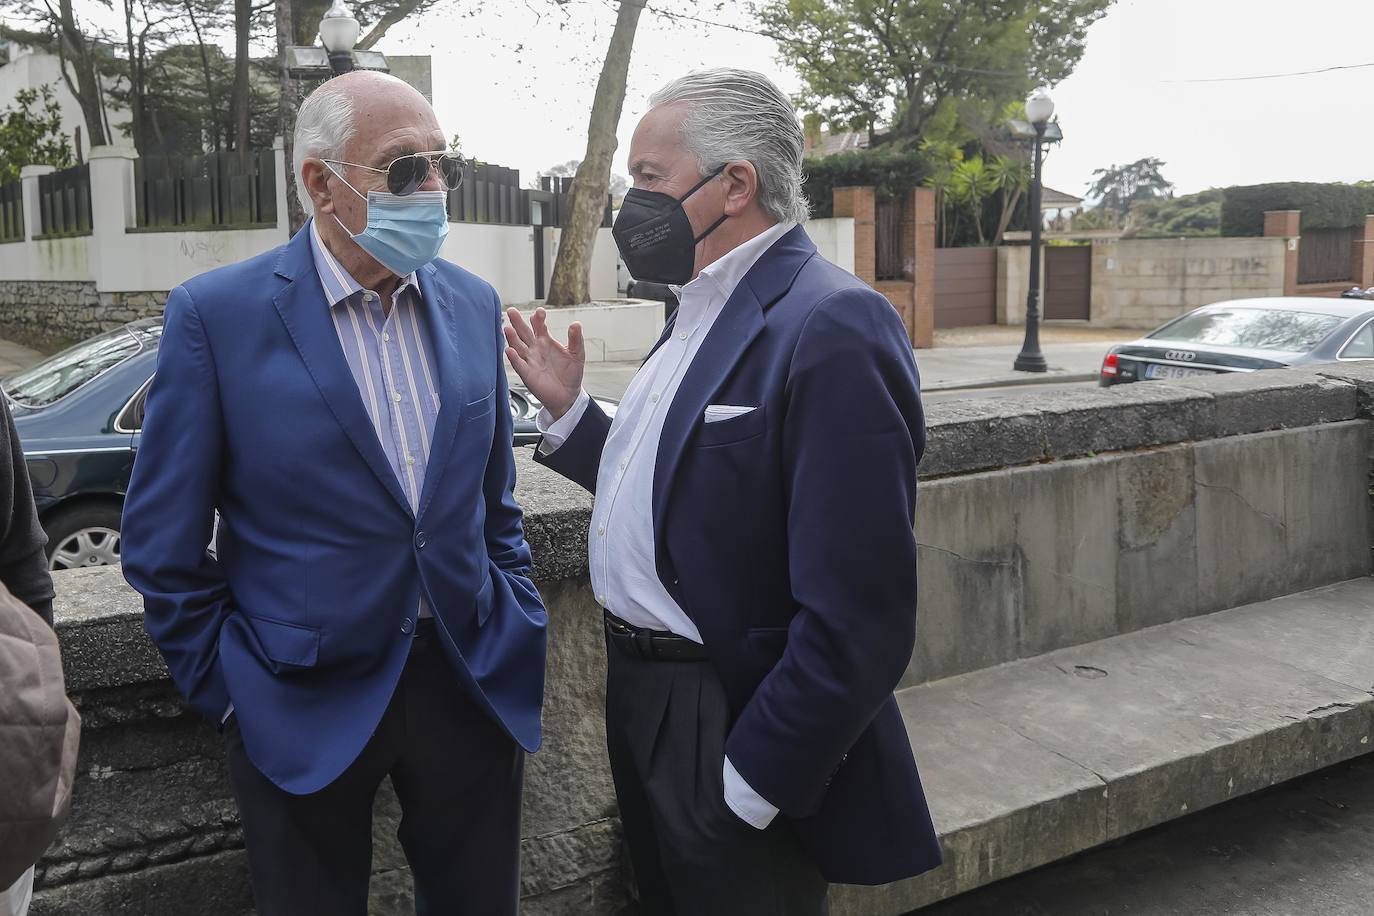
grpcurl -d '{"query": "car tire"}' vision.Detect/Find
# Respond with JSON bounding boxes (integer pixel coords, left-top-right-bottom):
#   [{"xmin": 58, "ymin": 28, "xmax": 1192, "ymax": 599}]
[{"xmin": 44, "ymin": 503, "xmax": 123, "ymax": 571}]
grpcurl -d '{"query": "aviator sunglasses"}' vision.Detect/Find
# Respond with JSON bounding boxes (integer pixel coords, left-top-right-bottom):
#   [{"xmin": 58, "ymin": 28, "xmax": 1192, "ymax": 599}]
[{"xmin": 322, "ymin": 151, "xmax": 466, "ymax": 196}]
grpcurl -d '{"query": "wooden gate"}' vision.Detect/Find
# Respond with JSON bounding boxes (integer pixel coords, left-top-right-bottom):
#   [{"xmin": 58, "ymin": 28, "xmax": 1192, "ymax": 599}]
[
  {"xmin": 933, "ymin": 247, "xmax": 997, "ymax": 327},
  {"xmin": 1043, "ymin": 245, "xmax": 1092, "ymax": 320}
]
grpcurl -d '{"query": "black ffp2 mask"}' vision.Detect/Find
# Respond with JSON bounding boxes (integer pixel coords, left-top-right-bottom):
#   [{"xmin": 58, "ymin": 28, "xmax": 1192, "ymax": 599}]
[{"xmin": 612, "ymin": 166, "xmax": 728, "ymax": 285}]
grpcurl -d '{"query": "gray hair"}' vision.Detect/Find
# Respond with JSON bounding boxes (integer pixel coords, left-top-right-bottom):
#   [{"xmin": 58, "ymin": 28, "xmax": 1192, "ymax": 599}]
[
  {"xmin": 648, "ymin": 68, "xmax": 808, "ymax": 225},
  {"xmin": 292, "ymin": 80, "xmax": 357, "ymax": 215}
]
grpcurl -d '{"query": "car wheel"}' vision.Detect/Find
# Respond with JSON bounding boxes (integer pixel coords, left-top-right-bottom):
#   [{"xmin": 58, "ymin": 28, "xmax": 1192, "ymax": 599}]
[{"xmin": 45, "ymin": 504, "xmax": 123, "ymax": 571}]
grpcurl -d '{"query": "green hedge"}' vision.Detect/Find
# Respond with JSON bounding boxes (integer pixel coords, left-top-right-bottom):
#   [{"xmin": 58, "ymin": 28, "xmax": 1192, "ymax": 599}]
[
  {"xmin": 802, "ymin": 146, "xmax": 929, "ymax": 218},
  {"xmin": 1220, "ymin": 182, "xmax": 1374, "ymax": 236}
]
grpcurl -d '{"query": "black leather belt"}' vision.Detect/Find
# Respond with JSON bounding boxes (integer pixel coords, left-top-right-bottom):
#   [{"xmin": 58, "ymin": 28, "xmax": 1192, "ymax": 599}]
[{"xmin": 604, "ymin": 611, "xmax": 708, "ymax": 662}]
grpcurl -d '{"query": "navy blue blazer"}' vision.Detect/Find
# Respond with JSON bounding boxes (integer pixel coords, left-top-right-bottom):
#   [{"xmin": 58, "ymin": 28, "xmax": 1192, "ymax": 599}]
[
  {"xmin": 122, "ymin": 228, "xmax": 547, "ymax": 795},
  {"xmin": 536, "ymin": 226, "xmax": 941, "ymax": 885}
]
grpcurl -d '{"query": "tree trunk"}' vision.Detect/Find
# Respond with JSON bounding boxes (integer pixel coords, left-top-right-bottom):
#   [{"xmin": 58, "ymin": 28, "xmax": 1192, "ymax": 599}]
[
  {"xmin": 232, "ymin": 0, "xmax": 252, "ymax": 156},
  {"xmin": 276, "ymin": 0, "xmax": 306, "ymax": 233},
  {"xmin": 57, "ymin": 0, "xmax": 108, "ymax": 147},
  {"xmin": 357, "ymin": 0, "xmax": 429, "ymax": 49},
  {"xmin": 184, "ymin": 0, "xmax": 219, "ymax": 150},
  {"xmin": 544, "ymin": 0, "xmax": 644, "ymax": 307}
]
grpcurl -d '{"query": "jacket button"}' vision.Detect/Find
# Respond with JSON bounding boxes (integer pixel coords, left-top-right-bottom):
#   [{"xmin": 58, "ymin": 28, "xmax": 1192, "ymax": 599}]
[
  {"xmin": 401, "ymin": 618, "xmax": 414, "ymax": 635},
  {"xmin": 415, "ymin": 531, "xmax": 427, "ymax": 549}
]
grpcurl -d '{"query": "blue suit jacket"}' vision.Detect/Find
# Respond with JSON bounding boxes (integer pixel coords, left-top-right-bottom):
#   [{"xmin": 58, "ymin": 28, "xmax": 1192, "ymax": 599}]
[
  {"xmin": 122, "ymin": 228, "xmax": 547, "ymax": 795},
  {"xmin": 537, "ymin": 226, "xmax": 941, "ymax": 886}
]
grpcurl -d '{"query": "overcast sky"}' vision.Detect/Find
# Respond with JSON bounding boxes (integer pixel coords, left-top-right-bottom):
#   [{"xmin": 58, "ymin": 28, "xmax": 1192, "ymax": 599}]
[{"xmin": 372, "ymin": 0, "xmax": 1374, "ymax": 200}]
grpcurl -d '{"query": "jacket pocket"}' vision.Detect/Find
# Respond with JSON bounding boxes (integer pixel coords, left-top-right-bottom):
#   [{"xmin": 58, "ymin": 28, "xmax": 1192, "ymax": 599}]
[
  {"xmin": 746, "ymin": 625, "xmax": 789, "ymax": 664},
  {"xmin": 475, "ymin": 573, "xmax": 497, "ymax": 626},
  {"xmin": 695, "ymin": 404, "xmax": 768, "ymax": 447},
  {"xmin": 464, "ymin": 387, "xmax": 496, "ymax": 421},
  {"xmin": 247, "ymin": 616, "xmax": 321, "ymax": 669}
]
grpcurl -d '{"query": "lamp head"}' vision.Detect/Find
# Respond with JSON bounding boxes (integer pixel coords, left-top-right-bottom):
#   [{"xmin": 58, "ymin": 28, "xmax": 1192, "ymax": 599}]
[
  {"xmin": 319, "ymin": 0, "xmax": 360, "ymax": 54},
  {"xmin": 1025, "ymin": 88, "xmax": 1055, "ymax": 126}
]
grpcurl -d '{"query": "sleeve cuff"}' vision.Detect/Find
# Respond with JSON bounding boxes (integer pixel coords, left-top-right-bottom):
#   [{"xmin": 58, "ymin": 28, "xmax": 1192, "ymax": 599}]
[
  {"xmin": 723, "ymin": 755, "xmax": 779, "ymax": 830},
  {"xmin": 536, "ymin": 389, "xmax": 591, "ymax": 456}
]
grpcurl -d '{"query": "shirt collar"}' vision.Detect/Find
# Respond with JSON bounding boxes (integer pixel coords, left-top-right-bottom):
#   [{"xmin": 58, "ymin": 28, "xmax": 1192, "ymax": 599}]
[
  {"xmin": 683, "ymin": 220, "xmax": 797, "ymax": 302},
  {"xmin": 308, "ymin": 218, "xmax": 420, "ymax": 308}
]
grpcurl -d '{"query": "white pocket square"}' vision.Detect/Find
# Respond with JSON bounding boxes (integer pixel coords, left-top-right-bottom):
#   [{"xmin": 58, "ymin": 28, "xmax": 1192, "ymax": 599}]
[{"xmin": 704, "ymin": 405, "xmax": 758, "ymax": 423}]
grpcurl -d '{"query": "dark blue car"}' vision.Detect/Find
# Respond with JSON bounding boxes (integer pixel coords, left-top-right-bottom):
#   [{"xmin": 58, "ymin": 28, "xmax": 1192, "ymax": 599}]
[{"xmin": 6, "ymin": 318, "xmax": 612, "ymax": 570}]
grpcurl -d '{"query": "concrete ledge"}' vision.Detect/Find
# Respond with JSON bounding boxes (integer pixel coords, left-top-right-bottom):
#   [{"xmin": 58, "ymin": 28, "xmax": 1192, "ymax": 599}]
[
  {"xmin": 922, "ymin": 366, "xmax": 1365, "ymax": 478},
  {"xmin": 833, "ymin": 577, "xmax": 1374, "ymax": 915}
]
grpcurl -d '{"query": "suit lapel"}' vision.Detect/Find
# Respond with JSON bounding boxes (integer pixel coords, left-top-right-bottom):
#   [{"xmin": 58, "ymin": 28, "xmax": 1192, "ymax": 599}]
[
  {"xmin": 415, "ymin": 265, "xmax": 466, "ymax": 521},
  {"xmin": 270, "ymin": 233, "xmax": 415, "ymax": 519},
  {"xmin": 651, "ymin": 226, "xmax": 818, "ymax": 558},
  {"xmin": 650, "ymin": 281, "xmax": 766, "ymax": 539}
]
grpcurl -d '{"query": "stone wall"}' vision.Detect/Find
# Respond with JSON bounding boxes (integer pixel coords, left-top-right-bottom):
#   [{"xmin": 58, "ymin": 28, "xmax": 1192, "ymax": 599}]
[
  {"xmin": 30, "ymin": 362, "xmax": 1374, "ymax": 915},
  {"xmin": 0, "ymin": 280, "xmax": 166, "ymax": 350},
  {"xmin": 997, "ymin": 236, "xmax": 1287, "ymax": 328}
]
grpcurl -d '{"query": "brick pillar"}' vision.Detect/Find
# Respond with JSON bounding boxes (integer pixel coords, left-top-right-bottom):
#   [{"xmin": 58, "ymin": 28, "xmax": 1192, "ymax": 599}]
[
  {"xmin": 833, "ymin": 186, "xmax": 875, "ymax": 286},
  {"xmin": 1264, "ymin": 209, "xmax": 1301, "ymax": 296},
  {"xmin": 909, "ymin": 187, "xmax": 936, "ymax": 348},
  {"xmin": 1352, "ymin": 215, "xmax": 1374, "ymax": 289}
]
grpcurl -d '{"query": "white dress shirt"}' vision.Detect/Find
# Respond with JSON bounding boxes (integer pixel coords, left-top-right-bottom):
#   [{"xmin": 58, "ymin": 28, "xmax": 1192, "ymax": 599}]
[{"xmin": 539, "ymin": 220, "xmax": 796, "ymax": 830}]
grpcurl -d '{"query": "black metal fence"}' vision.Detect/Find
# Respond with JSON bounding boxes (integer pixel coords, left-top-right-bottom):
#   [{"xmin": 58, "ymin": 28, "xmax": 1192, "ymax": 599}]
[
  {"xmin": 135, "ymin": 149, "xmax": 277, "ymax": 230},
  {"xmin": 1298, "ymin": 227, "xmax": 1355, "ymax": 284},
  {"xmin": 876, "ymin": 197, "xmax": 905, "ymax": 280},
  {"xmin": 0, "ymin": 180, "xmax": 22, "ymax": 243},
  {"xmin": 38, "ymin": 164, "xmax": 92, "ymax": 237},
  {"xmin": 447, "ymin": 167, "xmax": 611, "ymax": 228}
]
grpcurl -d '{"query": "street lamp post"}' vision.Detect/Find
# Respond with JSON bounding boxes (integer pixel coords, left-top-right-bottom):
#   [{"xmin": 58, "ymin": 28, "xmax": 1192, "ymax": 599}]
[{"xmin": 1013, "ymin": 88, "xmax": 1057, "ymax": 373}]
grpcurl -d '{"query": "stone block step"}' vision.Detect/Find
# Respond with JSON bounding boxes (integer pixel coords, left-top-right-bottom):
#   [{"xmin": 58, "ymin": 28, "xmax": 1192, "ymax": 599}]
[{"xmin": 831, "ymin": 577, "xmax": 1374, "ymax": 915}]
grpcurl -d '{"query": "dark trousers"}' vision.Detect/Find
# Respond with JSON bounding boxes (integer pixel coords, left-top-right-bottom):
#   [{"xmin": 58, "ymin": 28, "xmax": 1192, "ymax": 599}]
[
  {"xmin": 605, "ymin": 642, "xmax": 828, "ymax": 916},
  {"xmin": 224, "ymin": 622, "xmax": 525, "ymax": 916}
]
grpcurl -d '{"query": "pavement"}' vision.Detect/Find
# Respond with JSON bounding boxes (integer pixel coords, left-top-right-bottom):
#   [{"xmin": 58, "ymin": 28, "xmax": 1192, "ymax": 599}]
[
  {"xmin": 545, "ymin": 324, "xmax": 1137, "ymax": 403},
  {"xmin": 830, "ymin": 577, "xmax": 1374, "ymax": 916},
  {"xmin": 912, "ymin": 753, "xmax": 1374, "ymax": 916},
  {"xmin": 0, "ymin": 338, "xmax": 44, "ymax": 375}
]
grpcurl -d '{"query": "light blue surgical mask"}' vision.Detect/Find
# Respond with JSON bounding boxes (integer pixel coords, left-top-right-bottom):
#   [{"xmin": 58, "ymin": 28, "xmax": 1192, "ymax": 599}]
[{"xmin": 326, "ymin": 164, "xmax": 450, "ymax": 277}]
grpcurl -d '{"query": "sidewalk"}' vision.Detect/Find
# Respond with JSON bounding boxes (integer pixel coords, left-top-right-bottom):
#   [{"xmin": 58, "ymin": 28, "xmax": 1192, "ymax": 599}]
[
  {"xmin": 0, "ymin": 339, "xmax": 44, "ymax": 376},
  {"xmin": 917, "ymin": 323, "xmax": 1133, "ymax": 391},
  {"xmin": 565, "ymin": 325, "xmax": 1137, "ymax": 401}
]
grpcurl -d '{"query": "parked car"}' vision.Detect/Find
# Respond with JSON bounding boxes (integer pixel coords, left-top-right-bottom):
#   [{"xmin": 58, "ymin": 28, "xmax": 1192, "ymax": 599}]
[
  {"xmin": 1100, "ymin": 297, "xmax": 1374, "ymax": 386},
  {"xmin": 6, "ymin": 319, "xmax": 615, "ymax": 570}
]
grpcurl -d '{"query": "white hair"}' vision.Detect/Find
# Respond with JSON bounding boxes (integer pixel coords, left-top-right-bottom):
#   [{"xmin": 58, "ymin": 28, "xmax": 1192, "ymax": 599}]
[
  {"xmin": 648, "ymin": 68, "xmax": 809, "ymax": 225},
  {"xmin": 292, "ymin": 80, "xmax": 357, "ymax": 215}
]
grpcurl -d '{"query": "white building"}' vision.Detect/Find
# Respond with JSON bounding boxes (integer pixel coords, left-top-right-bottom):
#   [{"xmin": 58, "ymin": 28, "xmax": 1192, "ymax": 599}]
[{"xmin": 0, "ymin": 40, "xmax": 130, "ymax": 160}]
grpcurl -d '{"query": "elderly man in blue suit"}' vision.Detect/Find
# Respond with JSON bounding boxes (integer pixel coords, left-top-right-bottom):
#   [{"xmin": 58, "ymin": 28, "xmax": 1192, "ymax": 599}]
[
  {"xmin": 505, "ymin": 68, "xmax": 941, "ymax": 914},
  {"xmin": 122, "ymin": 71, "xmax": 546, "ymax": 915}
]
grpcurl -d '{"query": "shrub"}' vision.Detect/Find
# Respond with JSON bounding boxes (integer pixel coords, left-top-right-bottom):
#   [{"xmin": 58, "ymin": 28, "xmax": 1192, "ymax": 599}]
[
  {"xmin": 1220, "ymin": 182, "xmax": 1374, "ymax": 237},
  {"xmin": 802, "ymin": 145, "xmax": 930, "ymax": 218}
]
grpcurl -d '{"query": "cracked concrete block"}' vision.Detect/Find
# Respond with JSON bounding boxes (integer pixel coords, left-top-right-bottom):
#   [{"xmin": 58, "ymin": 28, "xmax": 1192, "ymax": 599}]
[
  {"xmin": 921, "ymin": 399, "xmax": 1046, "ymax": 478},
  {"xmin": 1112, "ymin": 446, "xmax": 1199, "ymax": 632},
  {"xmin": 1034, "ymin": 384, "xmax": 1214, "ymax": 461},
  {"xmin": 1194, "ymin": 430, "xmax": 1291, "ymax": 613},
  {"xmin": 1168, "ymin": 368, "xmax": 1359, "ymax": 437},
  {"xmin": 1012, "ymin": 457, "xmax": 1120, "ymax": 657},
  {"xmin": 910, "ymin": 471, "xmax": 1022, "ymax": 685}
]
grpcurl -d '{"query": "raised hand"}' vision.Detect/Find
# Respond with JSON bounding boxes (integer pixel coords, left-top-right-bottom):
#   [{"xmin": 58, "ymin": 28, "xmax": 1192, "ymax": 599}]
[{"xmin": 504, "ymin": 308, "xmax": 585, "ymax": 421}]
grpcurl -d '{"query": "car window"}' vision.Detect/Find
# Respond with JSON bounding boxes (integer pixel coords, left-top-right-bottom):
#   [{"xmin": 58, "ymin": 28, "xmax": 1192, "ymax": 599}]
[
  {"xmin": 1341, "ymin": 321, "xmax": 1374, "ymax": 359},
  {"xmin": 5, "ymin": 327, "xmax": 144, "ymax": 407},
  {"xmin": 1150, "ymin": 308, "xmax": 1344, "ymax": 352}
]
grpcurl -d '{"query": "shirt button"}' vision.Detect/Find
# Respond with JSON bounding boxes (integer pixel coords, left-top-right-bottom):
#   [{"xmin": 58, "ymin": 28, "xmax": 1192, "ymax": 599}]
[
  {"xmin": 679, "ymin": 331, "xmax": 688, "ymax": 340},
  {"xmin": 393, "ymin": 392, "xmax": 402, "ymax": 403},
  {"xmin": 596, "ymin": 595, "xmax": 606, "ymax": 605},
  {"xmin": 363, "ymin": 292, "xmax": 375, "ymax": 302},
  {"xmin": 619, "ymin": 459, "xmax": 627, "ymax": 469},
  {"xmin": 382, "ymin": 332, "xmax": 391, "ymax": 342},
  {"xmin": 598, "ymin": 526, "xmax": 606, "ymax": 536},
  {"xmin": 406, "ymin": 454, "xmax": 416, "ymax": 466},
  {"xmin": 651, "ymin": 393, "xmax": 660, "ymax": 403}
]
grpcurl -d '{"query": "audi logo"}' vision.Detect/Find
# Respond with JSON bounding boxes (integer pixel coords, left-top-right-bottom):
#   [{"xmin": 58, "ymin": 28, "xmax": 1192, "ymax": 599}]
[{"xmin": 1164, "ymin": 350, "xmax": 1197, "ymax": 362}]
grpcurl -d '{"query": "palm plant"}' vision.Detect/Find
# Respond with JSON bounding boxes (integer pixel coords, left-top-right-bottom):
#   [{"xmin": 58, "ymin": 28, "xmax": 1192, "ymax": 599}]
[
  {"xmin": 947, "ymin": 156, "xmax": 998, "ymax": 245},
  {"xmin": 987, "ymin": 154, "xmax": 1032, "ymax": 245}
]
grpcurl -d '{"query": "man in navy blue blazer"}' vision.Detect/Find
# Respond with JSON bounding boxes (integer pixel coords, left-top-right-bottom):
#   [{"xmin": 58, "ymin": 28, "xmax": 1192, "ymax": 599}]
[
  {"xmin": 122, "ymin": 72, "xmax": 546, "ymax": 915},
  {"xmin": 506, "ymin": 69, "xmax": 941, "ymax": 914}
]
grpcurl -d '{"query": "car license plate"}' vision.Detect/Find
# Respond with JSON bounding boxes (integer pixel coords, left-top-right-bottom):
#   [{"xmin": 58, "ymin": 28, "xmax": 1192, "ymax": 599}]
[{"xmin": 1145, "ymin": 364, "xmax": 1212, "ymax": 380}]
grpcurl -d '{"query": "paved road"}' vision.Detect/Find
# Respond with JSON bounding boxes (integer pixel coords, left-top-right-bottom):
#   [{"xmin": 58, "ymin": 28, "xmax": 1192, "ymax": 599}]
[{"xmin": 913, "ymin": 754, "xmax": 1374, "ymax": 916}]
